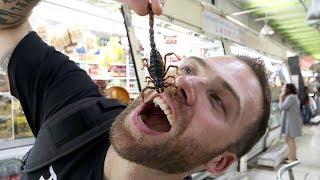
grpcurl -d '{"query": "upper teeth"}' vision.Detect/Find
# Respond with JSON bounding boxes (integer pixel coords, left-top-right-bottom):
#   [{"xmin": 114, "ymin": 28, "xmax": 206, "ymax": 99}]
[{"xmin": 153, "ymin": 97, "xmax": 173, "ymax": 125}]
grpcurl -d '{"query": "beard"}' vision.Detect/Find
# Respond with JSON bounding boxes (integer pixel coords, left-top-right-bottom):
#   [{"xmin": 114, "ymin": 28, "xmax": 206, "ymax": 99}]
[{"xmin": 109, "ymin": 95, "xmax": 224, "ymax": 174}]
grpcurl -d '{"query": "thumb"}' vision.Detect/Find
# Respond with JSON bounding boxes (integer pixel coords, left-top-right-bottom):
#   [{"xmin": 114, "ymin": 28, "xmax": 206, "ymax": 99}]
[
  {"xmin": 150, "ymin": 0, "xmax": 165, "ymax": 15},
  {"xmin": 121, "ymin": 0, "xmax": 149, "ymax": 16}
]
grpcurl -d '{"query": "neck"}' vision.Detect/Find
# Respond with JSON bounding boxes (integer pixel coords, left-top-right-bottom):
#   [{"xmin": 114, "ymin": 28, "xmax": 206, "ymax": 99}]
[{"xmin": 104, "ymin": 146, "xmax": 185, "ymax": 180}]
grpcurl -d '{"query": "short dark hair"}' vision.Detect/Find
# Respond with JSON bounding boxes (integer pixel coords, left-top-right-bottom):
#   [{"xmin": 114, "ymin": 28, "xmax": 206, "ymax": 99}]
[
  {"xmin": 285, "ymin": 83, "xmax": 297, "ymax": 96},
  {"xmin": 227, "ymin": 55, "xmax": 271, "ymax": 158}
]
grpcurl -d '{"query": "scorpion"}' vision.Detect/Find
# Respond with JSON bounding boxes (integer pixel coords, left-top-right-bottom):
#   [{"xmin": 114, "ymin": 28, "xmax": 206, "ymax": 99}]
[{"xmin": 141, "ymin": 3, "xmax": 180, "ymax": 99}]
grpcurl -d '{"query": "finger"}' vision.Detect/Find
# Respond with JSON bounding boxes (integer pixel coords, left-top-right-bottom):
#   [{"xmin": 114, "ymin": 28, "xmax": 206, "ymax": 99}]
[
  {"xmin": 150, "ymin": 0, "xmax": 165, "ymax": 15},
  {"xmin": 123, "ymin": 0, "xmax": 149, "ymax": 16}
]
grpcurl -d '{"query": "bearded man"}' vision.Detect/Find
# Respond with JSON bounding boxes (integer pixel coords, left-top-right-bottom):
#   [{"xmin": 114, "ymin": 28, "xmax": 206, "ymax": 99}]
[{"xmin": 0, "ymin": 0, "xmax": 270, "ymax": 179}]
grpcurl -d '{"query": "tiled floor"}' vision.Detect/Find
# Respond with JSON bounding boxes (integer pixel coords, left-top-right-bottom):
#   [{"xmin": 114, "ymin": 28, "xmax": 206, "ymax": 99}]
[{"xmin": 247, "ymin": 123, "xmax": 320, "ymax": 180}]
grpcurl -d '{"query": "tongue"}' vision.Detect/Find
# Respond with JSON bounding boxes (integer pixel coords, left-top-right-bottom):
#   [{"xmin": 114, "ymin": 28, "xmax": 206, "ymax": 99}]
[{"xmin": 143, "ymin": 113, "xmax": 171, "ymax": 132}]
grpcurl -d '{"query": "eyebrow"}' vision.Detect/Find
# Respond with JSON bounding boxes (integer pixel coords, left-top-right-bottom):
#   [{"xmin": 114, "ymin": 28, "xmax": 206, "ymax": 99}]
[
  {"xmin": 216, "ymin": 76, "xmax": 240, "ymax": 105},
  {"xmin": 187, "ymin": 56, "xmax": 208, "ymax": 69}
]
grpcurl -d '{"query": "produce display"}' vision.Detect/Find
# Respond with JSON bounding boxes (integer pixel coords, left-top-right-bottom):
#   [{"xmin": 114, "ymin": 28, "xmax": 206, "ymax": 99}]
[{"xmin": 32, "ymin": 24, "xmax": 140, "ymax": 99}]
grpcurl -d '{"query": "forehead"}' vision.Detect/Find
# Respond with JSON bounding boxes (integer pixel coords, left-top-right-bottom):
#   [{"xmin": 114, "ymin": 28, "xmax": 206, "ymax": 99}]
[{"xmin": 183, "ymin": 56, "xmax": 263, "ymax": 124}]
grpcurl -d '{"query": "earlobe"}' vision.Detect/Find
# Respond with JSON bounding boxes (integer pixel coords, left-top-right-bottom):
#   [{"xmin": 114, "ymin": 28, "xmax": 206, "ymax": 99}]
[{"xmin": 204, "ymin": 152, "xmax": 237, "ymax": 174}]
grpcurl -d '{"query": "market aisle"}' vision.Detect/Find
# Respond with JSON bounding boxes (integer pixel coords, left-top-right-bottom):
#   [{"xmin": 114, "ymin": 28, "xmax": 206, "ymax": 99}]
[
  {"xmin": 297, "ymin": 124, "xmax": 320, "ymax": 168},
  {"xmin": 247, "ymin": 124, "xmax": 320, "ymax": 180}
]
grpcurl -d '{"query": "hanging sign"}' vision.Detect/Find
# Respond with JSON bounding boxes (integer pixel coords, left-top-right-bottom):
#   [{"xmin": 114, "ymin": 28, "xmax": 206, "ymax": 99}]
[
  {"xmin": 202, "ymin": 10, "xmax": 242, "ymax": 44},
  {"xmin": 164, "ymin": 35, "xmax": 177, "ymax": 45}
]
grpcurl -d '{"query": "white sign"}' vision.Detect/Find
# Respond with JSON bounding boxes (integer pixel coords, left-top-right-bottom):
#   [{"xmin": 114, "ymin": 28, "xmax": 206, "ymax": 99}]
[{"xmin": 202, "ymin": 10, "xmax": 242, "ymax": 44}]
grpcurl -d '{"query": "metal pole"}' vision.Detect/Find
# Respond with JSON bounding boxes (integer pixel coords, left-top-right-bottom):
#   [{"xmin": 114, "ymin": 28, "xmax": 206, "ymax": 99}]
[
  {"xmin": 277, "ymin": 161, "xmax": 300, "ymax": 180},
  {"xmin": 120, "ymin": 5, "xmax": 144, "ymax": 92},
  {"xmin": 288, "ymin": 169, "xmax": 295, "ymax": 180}
]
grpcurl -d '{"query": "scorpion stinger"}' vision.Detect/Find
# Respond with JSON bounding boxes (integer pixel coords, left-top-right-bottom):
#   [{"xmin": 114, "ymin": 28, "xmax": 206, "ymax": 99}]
[{"xmin": 140, "ymin": 3, "xmax": 180, "ymax": 101}]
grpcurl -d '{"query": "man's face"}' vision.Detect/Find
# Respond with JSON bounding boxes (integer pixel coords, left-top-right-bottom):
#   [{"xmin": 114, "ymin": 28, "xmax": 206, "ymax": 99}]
[{"xmin": 110, "ymin": 56, "xmax": 262, "ymax": 174}]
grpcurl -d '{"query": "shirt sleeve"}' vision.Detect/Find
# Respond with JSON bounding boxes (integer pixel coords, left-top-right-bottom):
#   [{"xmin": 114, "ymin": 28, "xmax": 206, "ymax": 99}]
[
  {"xmin": 280, "ymin": 95, "xmax": 293, "ymax": 111},
  {"xmin": 8, "ymin": 32, "xmax": 102, "ymax": 136}
]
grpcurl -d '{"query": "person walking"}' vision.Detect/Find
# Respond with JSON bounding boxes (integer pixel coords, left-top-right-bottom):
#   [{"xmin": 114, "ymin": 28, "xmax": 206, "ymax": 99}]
[
  {"xmin": 279, "ymin": 83, "xmax": 303, "ymax": 163},
  {"xmin": 301, "ymin": 87, "xmax": 312, "ymax": 124}
]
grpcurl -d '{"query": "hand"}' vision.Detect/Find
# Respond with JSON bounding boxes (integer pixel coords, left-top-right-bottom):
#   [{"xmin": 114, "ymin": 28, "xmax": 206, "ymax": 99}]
[
  {"xmin": 279, "ymin": 85, "xmax": 286, "ymax": 102},
  {"xmin": 0, "ymin": 0, "xmax": 40, "ymax": 29},
  {"xmin": 122, "ymin": 0, "xmax": 165, "ymax": 16}
]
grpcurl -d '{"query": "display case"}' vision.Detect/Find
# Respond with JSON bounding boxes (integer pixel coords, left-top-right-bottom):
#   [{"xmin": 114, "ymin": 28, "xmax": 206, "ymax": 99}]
[
  {"xmin": 0, "ymin": 73, "xmax": 32, "ymax": 140},
  {"xmin": 29, "ymin": 0, "xmax": 141, "ymax": 99}
]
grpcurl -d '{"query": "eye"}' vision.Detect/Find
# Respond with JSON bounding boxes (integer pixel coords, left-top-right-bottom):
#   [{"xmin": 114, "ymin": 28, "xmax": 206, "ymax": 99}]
[
  {"xmin": 179, "ymin": 65, "xmax": 194, "ymax": 75},
  {"xmin": 210, "ymin": 94, "xmax": 226, "ymax": 114},
  {"xmin": 211, "ymin": 95, "xmax": 222, "ymax": 105}
]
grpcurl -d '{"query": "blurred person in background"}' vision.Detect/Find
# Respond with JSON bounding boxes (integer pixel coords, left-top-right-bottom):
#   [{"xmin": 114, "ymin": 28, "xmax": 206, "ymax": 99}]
[
  {"xmin": 314, "ymin": 87, "xmax": 320, "ymax": 116},
  {"xmin": 279, "ymin": 83, "xmax": 303, "ymax": 163},
  {"xmin": 301, "ymin": 87, "xmax": 312, "ymax": 124}
]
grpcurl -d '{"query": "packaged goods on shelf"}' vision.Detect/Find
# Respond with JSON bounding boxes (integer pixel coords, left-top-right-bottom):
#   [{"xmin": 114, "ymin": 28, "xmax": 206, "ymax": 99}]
[{"xmin": 0, "ymin": 75, "xmax": 9, "ymax": 92}]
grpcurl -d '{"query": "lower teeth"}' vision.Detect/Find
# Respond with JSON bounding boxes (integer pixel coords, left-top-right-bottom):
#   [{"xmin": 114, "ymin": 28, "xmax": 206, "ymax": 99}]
[{"xmin": 140, "ymin": 115, "xmax": 147, "ymax": 121}]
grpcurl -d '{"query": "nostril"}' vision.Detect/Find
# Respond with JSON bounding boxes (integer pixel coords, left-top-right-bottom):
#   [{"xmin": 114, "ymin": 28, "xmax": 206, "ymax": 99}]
[{"xmin": 181, "ymin": 89, "xmax": 187, "ymax": 100}]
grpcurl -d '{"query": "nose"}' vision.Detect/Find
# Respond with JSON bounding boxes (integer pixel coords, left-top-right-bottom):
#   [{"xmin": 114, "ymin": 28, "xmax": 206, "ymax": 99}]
[{"xmin": 176, "ymin": 76, "xmax": 205, "ymax": 106}]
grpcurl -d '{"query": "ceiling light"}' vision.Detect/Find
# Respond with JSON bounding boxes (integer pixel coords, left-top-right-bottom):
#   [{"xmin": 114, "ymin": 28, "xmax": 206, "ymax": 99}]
[{"xmin": 260, "ymin": 23, "xmax": 275, "ymax": 35}]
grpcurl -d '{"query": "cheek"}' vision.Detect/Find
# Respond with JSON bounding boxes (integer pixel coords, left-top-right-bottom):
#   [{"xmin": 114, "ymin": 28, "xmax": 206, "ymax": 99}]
[{"xmin": 182, "ymin": 100, "xmax": 232, "ymax": 148}]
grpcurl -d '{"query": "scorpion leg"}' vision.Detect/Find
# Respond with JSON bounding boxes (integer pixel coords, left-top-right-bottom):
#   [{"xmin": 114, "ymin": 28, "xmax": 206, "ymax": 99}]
[
  {"xmin": 145, "ymin": 76, "xmax": 153, "ymax": 83},
  {"xmin": 141, "ymin": 86, "xmax": 156, "ymax": 102},
  {"xmin": 164, "ymin": 52, "xmax": 181, "ymax": 71},
  {"xmin": 164, "ymin": 75, "xmax": 176, "ymax": 84},
  {"xmin": 141, "ymin": 58, "xmax": 149, "ymax": 70},
  {"xmin": 164, "ymin": 65, "xmax": 179, "ymax": 77},
  {"xmin": 147, "ymin": 80, "xmax": 154, "ymax": 85}
]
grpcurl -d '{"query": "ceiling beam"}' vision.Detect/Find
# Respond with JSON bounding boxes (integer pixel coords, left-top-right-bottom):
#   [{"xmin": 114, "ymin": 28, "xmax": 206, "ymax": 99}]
[
  {"xmin": 277, "ymin": 26, "xmax": 314, "ymax": 31},
  {"xmin": 294, "ymin": 40, "xmax": 320, "ymax": 43},
  {"xmin": 303, "ymin": 48, "xmax": 320, "ymax": 51},
  {"xmin": 271, "ymin": 22, "xmax": 305, "ymax": 28},
  {"xmin": 290, "ymin": 32, "xmax": 320, "ymax": 37},
  {"xmin": 255, "ymin": 12, "xmax": 306, "ymax": 21},
  {"xmin": 293, "ymin": 43, "xmax": 320, "ymax": 46},
  {"xmin": 282, "ymin": 30, "xmax": 316, "ymax": 34},
  {"xmin": 232, "ymin": 5, "xmax": 303, "ymax": 16},
  {"xmin": 291, "ymin": 43, "xmax": 320, "ymax": 47},
  {"xmin": 231, "ymin": 8, "xmax": 261, "ymax": 16},
  {"xmin": 287, "ymin": 32, "xmax": 320, "ymax": 37},
  {"xmin": 290, "ymin": 36, "xmax": 320, "ymax": 40},
  {"xmin": 272, "ymin": 19, "xmax": 305, "ymax": 25},
  {"xmin": 246, "ymin": 0, "xmax": 299, "ymax": 9},
  {"xmin": 298, "ymin": 0, "xmax": 308, "ymax": 12}
]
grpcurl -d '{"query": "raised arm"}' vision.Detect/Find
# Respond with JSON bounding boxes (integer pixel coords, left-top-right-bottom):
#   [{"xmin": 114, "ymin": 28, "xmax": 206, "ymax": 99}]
[
  {"xmin": 0, "ymin": 0, "xmax": 40, "ymax": 30},
  {"xmin": 0, "ymin": 0, "xmax": 40, "ymax": 71}
]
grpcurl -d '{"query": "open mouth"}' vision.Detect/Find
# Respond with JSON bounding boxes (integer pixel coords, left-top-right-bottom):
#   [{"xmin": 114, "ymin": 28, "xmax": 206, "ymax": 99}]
[{"xmin": 138, "ymin": 97, "xmax": 173, "ymax": 133}]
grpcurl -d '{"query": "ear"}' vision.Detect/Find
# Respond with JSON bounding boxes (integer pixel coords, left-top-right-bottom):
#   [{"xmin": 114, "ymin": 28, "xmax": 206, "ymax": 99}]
[{"xmin": 204, "ymin": 152, "xmax": 237, "ymax": 174}]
